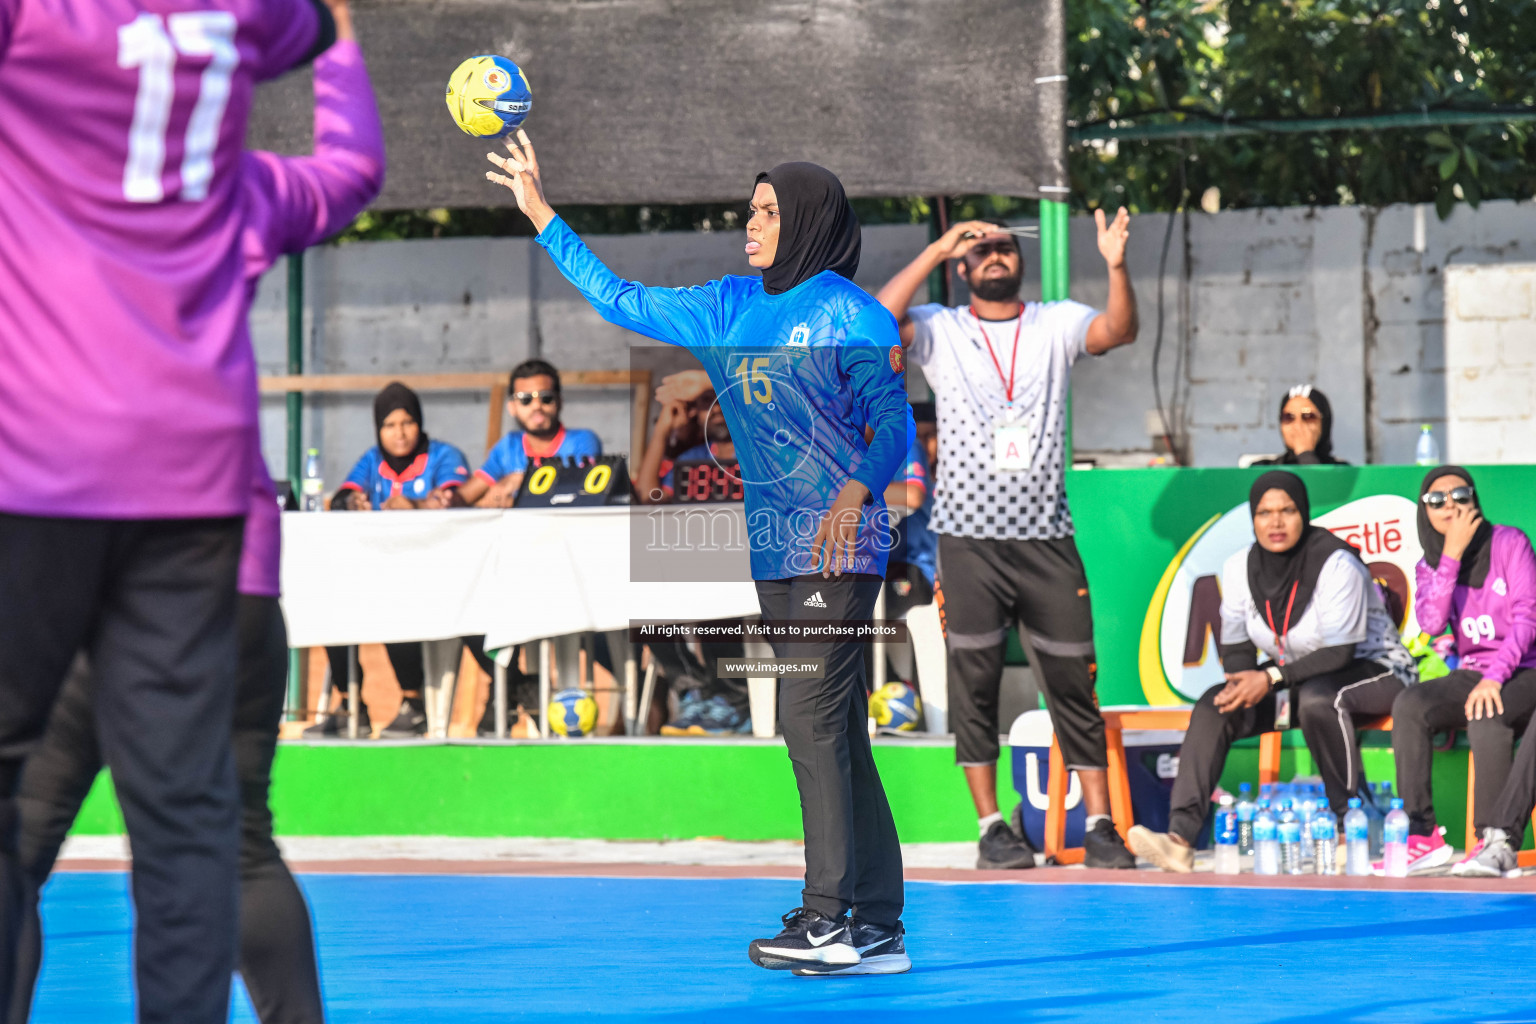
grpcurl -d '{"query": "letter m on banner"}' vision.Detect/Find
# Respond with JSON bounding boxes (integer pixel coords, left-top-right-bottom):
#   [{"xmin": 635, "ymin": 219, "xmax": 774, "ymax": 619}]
[{"xmin": 1183, "ymin": 574, "xmax": 1222, "ymax": 667}]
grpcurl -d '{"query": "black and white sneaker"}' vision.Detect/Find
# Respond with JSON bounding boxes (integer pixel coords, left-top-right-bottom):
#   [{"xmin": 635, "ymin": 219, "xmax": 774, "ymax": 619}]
[
  {"xmin": 379, "ymin": 702, "xmax": 428, "ymax": 738},
  {"xmin": 748, "ymin": 908, "xmax": 859, "ymax": 970},
  {"xmin": 793, "ymin": 919, "xmax": 911, "ymax": 976},
  {"xmin": 978, "ymin": 819, "xmax": 1038, "ymax": 869},
  {"xmin": 1082, "ymin": 817, "xmax": 1137, "ymax": 869}
]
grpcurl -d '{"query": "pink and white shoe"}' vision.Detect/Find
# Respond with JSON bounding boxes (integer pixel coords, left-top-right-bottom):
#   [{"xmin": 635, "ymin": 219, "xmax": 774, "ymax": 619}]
[{"xmin": 1371, "ymin": 828, "xmax": 1455, "ymax": 875}]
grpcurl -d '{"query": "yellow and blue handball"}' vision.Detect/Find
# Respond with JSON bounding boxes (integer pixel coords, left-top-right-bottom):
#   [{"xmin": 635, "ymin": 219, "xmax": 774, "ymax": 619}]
[
  {"xmin": 548, "ymin": 687, "xmax": 598, "ymax": 738},
  {"xmin": 870, "ymin": 682, "xmax": 922, "ymax": 732},
  {"xmin": 445, "ymin": 55, "xmax": 532, "ymax": 138}
]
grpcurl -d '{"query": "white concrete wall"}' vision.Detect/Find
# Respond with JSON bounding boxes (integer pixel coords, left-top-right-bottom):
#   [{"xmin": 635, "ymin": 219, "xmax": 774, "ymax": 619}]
[
  {"xmin": 1444, "ymin": 262, "xmax": 1536, "ymax": 463},
  {"xmin": 252, "ymin": 199, "xmax": 1536, "ymax": 482}
]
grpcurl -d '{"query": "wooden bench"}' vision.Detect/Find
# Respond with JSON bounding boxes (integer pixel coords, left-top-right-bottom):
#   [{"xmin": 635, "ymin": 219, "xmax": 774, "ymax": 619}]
[
  {"xmin": 1046, "ymin": 708, "xmax": 1536, "ymax": 866},
  {"xmin": 259, "ymin": 369, "xmax": 655, "ymax": 459}
]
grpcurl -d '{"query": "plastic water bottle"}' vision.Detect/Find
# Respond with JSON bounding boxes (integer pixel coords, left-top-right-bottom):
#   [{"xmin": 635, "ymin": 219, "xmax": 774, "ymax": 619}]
[
  {"xmin": 1254, "ymin": 800, "xmax": 1280, "ymax": 876},
  {"xmin": 1383, "ymin": 798, "xmax": 1410, "ymax": 877},
  {"xmin": 1378, "ymin": 781, "xmax": 1395, "ymax": 813},
  {"xmin": 1236, "ymin": 783, "xmax": 1256, "ymax": 857},
  {"xmin": 1278, "ymin": 799, "xmax": 1305, "ymax": 875},
  {"xmin": 1214, "ymin": 794, "xmax": 1241, "ymax": 875},
  {"xmin": 1313, "ymin": 808, "xmax": 1340, "ymax": 876},
  {"xmin": 1345, "ymin": 798, "xmax": 1371, "ymax": 876},
  {"xmin": 1415, "ymin": 424, "xmax": 1440, "ymax": 467},
  {"xmin": 1298, "ymin": 787, "xmax": 1318, "ymax": 846},
  {"xmin": 302, "ymin": 448, "xmax": 324, "ymax": 511}
]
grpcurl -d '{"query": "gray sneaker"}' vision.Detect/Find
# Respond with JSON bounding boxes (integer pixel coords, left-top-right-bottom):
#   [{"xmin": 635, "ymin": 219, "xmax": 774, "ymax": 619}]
[{"xmin": 1451, "ymin": 828, "xmax": 1518, "ymax": 878}]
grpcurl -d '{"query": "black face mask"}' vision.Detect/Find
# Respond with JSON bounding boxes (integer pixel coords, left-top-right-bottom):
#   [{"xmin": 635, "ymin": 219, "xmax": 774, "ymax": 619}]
[
  {"xmin": 754, "ymin": 162, "xmax": 860, "ymax": 295},
  {"xmin": 373, "ymin": 381, "xmax": 430, "ymax": 475},
  {"xmin": 1417, "ymin": 464, "xmax": 1493, "ymax": 588}
]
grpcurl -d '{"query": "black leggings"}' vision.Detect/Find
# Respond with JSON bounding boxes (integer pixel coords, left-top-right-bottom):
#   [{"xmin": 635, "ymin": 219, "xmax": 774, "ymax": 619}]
[
  {"xmin": 327, "ymin": 641, "xmax": 424, "ymax": 699},
  {"xmin": 11, "ymin": 596, "xmax": 324, "ymax": 1024},
  {"xmin": 1392, "ymin": 668, "xmax": 1536, "ymax": 836},
  {"xmin": 1167, "ymin": 659, "xmax": 1404, "ymax": 844}
]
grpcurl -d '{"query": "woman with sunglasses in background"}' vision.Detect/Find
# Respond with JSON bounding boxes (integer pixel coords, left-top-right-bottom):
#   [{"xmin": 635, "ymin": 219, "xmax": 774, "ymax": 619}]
[
  {"xmin": 457, "ymin": 359, "xmax": 602, "ymax": 508},
  {"xmin": 1390, "ymin": 466, "xmax": 1536, "ymax": 873},
  {"xmin": 1255, "ymin": 385, "xmax": 1349, "ymax": 466}
]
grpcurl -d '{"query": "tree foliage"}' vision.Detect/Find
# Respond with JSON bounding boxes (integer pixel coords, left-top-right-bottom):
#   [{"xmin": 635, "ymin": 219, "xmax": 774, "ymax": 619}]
[{"xmin": 1069, "ymin": 0, "xmax": 1536, "ymax": 217}]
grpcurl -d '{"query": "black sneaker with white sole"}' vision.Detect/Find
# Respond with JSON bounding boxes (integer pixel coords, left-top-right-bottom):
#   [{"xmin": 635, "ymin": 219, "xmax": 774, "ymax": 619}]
[
  {"xmin": 793, "ymin": 919, "xmax": 911, "ymax": 976},
  {"xmin": 977, "ymin": 819, "xmax": 1037, "ymax": 869},
  {"xmin": 379, "ymin": 702, "xmax": 427, "ymax": 738},
  {"xmin": 1082, "ymin": 817, "xmax": 1137, "ymax": 869},
  {"xmin": 748, "ymin": 908, "xmax": 859, "ymax": 970}
]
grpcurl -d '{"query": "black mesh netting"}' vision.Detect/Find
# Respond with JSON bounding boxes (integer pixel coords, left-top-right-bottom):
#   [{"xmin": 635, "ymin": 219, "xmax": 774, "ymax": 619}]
[{"xmin": 249, "ymin": 0, "xmax": 1066, "ymax": 208}]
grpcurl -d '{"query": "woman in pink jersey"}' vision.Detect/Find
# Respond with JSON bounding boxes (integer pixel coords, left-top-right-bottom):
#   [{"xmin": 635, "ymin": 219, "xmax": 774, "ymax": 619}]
[{"xmin": 1391, "ymin": 465, "xmax": 1536, "ymax": 873}]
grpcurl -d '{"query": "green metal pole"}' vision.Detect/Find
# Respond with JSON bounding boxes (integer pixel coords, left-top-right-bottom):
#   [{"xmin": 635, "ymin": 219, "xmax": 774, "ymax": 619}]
[
  {"xmin": 285, "ymin": 251, "xmax": 304, "ymax": 719},
  {"xmin": 1039, "ymin": 199, "xmax": 1071, "ymax": 458}
]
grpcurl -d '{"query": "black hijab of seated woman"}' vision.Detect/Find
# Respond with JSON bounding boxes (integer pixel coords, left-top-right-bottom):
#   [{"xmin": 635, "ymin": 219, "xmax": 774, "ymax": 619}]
[
  {"xmin": 373, "ymin": 381, "xmax": 430, "ymax": 474},
  {"xmin": 1266, "ymin": 385, "xmax": 1347, "ymax": 465},
  {"xmin": 754, "ymin": 162, "xmax": 860, "ymax": 295},
  {"xmin": 1417, "ymin": 464, "xmax": 1494, "ymax": 588},
  {"xmin": 1246, "ymin": 470, "xmax": 1358, "ymax": 629}
]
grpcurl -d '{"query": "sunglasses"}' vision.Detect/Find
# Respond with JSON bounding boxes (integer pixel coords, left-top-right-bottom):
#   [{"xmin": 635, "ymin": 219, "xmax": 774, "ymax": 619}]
[
  {"xmin": 1423, "ymin": 486, "xmax": 1475, "ymax": 509},
  {"xmin": 1280, "ymin": 411, "xmax": 1320, "ymax": 424},
  {"xmin": 513, "ymin": 390, "xmax": 558, "ymax": 407}
]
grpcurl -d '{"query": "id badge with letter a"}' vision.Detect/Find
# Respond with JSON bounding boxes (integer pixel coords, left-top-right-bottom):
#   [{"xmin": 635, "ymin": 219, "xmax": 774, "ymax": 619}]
[{"xmin": 993, "ymin": 419, "xmax": 1034, "ymax": 473}]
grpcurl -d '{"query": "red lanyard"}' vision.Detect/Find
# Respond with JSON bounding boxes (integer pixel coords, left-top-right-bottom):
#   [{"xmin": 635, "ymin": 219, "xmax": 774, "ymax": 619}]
[
  {"xmin": 1263, "ymin": 581, "xmax": 1300, "ymax": 666},
  {"xmin": 970, "ymin": 304, "xmax": 1024, "ymax": 404}
]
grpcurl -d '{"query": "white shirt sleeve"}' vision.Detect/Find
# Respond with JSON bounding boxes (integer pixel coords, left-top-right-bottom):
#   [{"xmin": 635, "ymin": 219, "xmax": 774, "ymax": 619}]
[
  {"xmin": 1220, "ymin": 549, "xmax": 1254, "ymax": 647},
  {"xmin": 906, "ymin": 303, "xmax": 945, "ymax": 368},
  {"xmin": 1044, "ymin": 299, "xmax": 1101, "ymax": 364},
  {"xmin": 1310, "ymin": 551, "xmax": 1372, "ymax": 647}
]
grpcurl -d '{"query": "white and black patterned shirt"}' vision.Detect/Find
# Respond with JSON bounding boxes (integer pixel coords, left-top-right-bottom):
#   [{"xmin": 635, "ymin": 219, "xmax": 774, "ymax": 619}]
[{"xmin": 909, "ymin": 301, "xmax": 1098, "ymax": 541}]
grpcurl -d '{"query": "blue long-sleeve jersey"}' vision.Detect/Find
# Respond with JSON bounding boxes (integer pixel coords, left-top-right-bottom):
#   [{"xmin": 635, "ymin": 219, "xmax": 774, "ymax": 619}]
[{"xmin": 537, "ymin": 216, "xmax": 916, "ymax": 581}]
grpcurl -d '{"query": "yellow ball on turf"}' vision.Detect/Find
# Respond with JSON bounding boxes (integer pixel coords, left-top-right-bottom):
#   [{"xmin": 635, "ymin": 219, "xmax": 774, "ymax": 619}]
[{"xmin": 445, "ymin": 55, "xmax": 532, "ymax": 139}]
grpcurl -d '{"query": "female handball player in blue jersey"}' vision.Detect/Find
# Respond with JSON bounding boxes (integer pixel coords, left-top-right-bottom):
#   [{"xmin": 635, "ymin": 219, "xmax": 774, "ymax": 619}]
[{"xmin": 487, "ymin": 131, "xmax": 915, "ymax": 976}]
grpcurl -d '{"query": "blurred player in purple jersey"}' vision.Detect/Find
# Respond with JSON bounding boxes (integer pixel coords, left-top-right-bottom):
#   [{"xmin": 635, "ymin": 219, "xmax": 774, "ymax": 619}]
[{"xmin": 0, "ymin": 0, "xmax": 382, "ymax": 1017}]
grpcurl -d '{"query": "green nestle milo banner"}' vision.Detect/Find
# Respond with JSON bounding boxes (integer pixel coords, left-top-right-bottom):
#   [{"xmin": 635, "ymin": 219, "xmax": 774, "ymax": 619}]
[{"xmin": 1065, "ymin": 465, "xmax": 1536, "ymax": 708}]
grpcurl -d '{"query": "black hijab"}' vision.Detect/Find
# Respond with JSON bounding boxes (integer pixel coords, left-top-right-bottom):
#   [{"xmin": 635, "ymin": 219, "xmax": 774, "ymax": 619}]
[
  {"xmin": 754, "ymin": 162, "xmax": 860, "ymax": 295},
  {"xmin": 1272, "ymin": 385, "xmax": 1344, "ymax": 465},
  {"xmin": 1246, "ymin": 470, "xmax": 1358, "ymax": 626},
  {"xmin": 1417, "ymin": 464, "xmax": 1494, "ymax": 588},
  {"xmin": 373, "ymin": 382, "xmax": 430, "ymax": 474}
]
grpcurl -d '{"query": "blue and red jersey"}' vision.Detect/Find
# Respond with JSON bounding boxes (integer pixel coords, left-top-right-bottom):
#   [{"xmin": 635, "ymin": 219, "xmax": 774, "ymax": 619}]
[
  {"xmin": 477, "ymin": 426, "xmax": 601, "ymax": 484},
  {"xmin": 339, "ymin": 439, "xmax": 469, "ymax": 506},
  {"xmin": 891, "ymin": 438, "xmax": 936, "ymax": 585}
]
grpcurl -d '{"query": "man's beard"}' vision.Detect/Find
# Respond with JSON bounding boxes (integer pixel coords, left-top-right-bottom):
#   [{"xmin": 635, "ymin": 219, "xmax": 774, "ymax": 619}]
[
  {"xmin": 525, "ymin": 419, "xmax": 560, "ymax": 440},
  {"xmin": 969, "ymin": 265, "xmax": 1023, "ymax": 303}
]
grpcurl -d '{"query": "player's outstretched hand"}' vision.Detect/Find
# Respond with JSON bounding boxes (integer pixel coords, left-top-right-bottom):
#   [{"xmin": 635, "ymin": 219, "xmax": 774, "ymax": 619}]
[
  {"xmin": 812, "ymin": 482, "xmax": 869, "ymax": 578},
  {"xmin": 1095, "ymin": 207, "xmax": 1130, "ymax": 269},
  {"xmin": 486, "ymin": 129, "xmax": 556, "ymax": 232}
]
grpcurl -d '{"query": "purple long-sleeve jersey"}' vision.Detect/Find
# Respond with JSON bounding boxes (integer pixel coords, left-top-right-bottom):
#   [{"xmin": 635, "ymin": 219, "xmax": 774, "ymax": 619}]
[
  {"xmin": 1415, "ymin": 524, "xmax": 1536, "ymax": 685},
  {"xmin": 235, "ymin": 39, "xmax": 385, "ymax": 597},
  {"xmin": 0, "ymin": 0, "xmax": 378, "ymax": 521}
]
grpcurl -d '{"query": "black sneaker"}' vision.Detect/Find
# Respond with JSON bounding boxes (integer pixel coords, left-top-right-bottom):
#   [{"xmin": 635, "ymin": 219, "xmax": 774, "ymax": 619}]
[
  {"xmin": 748, "ymin": 908, "xmax": 859, "ymax": 970},
  {"xmin": 379, "ymin": 702, "xmax": 427, "ymax": 738},
  {"xmin": 978, "ymin": 819, "xmax": 1037, "ymax": 870},
  {"xmin": 1082, "ymin": 817, "xmax": 1136, "ymax": 869},
  {"xmin": 301, "ymin": 708, "xmax": 372, "ymax": 739},
  {"xmin": 793, "ymin": 920, "xmax": 911, "ymax": 976}
]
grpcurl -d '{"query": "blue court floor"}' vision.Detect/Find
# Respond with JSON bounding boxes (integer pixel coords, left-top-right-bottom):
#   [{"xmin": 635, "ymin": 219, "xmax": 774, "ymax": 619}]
[{"xmin": 31, "ymin": 872, "xmax": 1536, "ymax": 1023}]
